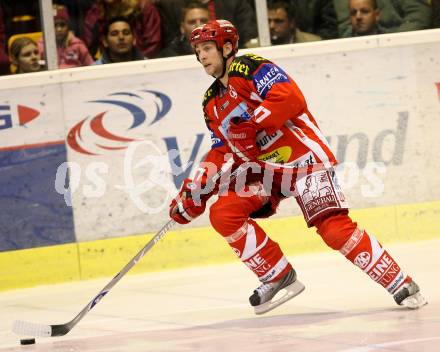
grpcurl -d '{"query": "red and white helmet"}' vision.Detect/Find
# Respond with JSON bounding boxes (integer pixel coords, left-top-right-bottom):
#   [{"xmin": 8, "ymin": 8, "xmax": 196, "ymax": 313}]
[{"xmin": 190, "ymin": 19, "xmax": 239, "ymax": 54}]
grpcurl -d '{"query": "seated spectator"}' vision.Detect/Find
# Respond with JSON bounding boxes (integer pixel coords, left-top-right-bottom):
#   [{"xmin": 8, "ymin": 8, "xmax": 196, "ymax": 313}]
[
  {"xmin": 156, "ymin": 0, "xmax": 257, "ymax": 49},
  {"xmin": 342, "ymin": 0, "xmax": 382, "ymax": 37},
  {"xmin": 158, "ymin": 1, "xmax": 210, "ymax": 57},
  {"xmin": 268, "ymin": 1, "xmax": 321, "ymax": 44},
  {"xmin": 270, "ymin": 0, "xmax": 338, "ymax": 39},
  {"xmin": 335, "ymin": 0, "xmax": 433, "ymax": 36},
  {"xmin": 93, "ymin": 16, "xmax": 144, "ymax": 64},
  {"xmin": 38, "ymin": 5, "xmax": 93, "ymax": 69},
  {"xmin": 53, "ymin": 0, "xmax": 95, "ymax": 38},
  {"xmin": 433, "ymin": 0, "xmax": 440, "ymax": 27},
  {"xmin": 83, "ymin": 0, "xmax": 161, "ymax": 59},
  {"xmin": 10, "ymin": 37, "xmax": 42, "ymax": 74}
]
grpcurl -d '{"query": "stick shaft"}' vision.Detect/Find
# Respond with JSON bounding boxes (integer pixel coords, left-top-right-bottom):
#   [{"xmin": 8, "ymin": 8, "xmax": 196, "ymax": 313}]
[{"xmin": 67, "ymin": 219, "xmax": 177, "ymax": 331}]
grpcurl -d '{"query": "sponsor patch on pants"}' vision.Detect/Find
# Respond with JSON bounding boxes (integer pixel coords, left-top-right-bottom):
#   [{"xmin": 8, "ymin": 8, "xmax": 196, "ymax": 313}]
[{"xmin": 295, "ymin": 169, "xmax": 349, "ymax": 225}]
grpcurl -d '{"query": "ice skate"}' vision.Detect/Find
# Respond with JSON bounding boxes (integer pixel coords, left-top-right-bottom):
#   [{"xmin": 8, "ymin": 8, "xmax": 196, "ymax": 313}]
[
  {"xmin": 393, "ymin": 280, "xmax": 427, "ymax": 309},
  {"xmin": 249, "ymin": 268, "xmax": 305, "ymax": 315}
]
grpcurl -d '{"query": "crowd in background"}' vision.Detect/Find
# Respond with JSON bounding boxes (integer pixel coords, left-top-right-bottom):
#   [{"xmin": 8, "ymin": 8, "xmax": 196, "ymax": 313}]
[{"xmin": 0, "ymin": 0, "xmax": 439, "ymax": 75}]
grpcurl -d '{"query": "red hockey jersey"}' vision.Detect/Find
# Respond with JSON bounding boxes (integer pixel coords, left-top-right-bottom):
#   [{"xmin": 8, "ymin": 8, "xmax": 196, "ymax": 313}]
[{"xmin": 200, "ymin": 53, "xmax": 336, "ymax": 180}]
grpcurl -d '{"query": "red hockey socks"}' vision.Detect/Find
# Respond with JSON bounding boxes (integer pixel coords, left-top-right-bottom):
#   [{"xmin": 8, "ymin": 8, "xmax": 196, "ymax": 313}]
[
  {"xmin": 222, "ymin": 219, "xmax": 292, "ymax": 282},
  {"xmin": 316, "ymin": 212, "xmax": 408, "ymax": 294},
  {"xmin": 341, "ymin": 228, "xmax": 408, "ymax": 293},
  {"xmin": 210, "ymin": 192, "xmax": 291, "ymax": 283}
]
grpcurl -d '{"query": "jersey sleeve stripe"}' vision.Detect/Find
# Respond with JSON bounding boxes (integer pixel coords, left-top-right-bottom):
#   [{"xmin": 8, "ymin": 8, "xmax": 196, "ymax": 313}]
[
  {"xmin": 284, "ymin": 119, "xmax": 333, "ymax": 169},
  {"xmin": 298, "ymin": 113, "xmax": 333, "ymax": 152}
]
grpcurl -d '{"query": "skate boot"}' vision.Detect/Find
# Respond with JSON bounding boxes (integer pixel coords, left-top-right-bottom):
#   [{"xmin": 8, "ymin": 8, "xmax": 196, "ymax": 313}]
[
  {"xmin": 249, "ymin": 268, "xmax": 305, "ymax": 315},
  {"xmin": 393, "ymin": 280, "xmax": 427, "ymax": 309}
]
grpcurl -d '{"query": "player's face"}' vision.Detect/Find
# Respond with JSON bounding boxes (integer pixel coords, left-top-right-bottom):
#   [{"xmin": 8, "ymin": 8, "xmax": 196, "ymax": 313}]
[
  {"xmin": 181, "ymin": 8, "xmax": 210, "ymax": 40},
  {"xmin": 105, "ymin": 21, "xmax": 134, "ymax": 55},
  {"xmin": 195, "ymin": 41, "xmax": 223, "ymax": 77},
  {"xmin": 15, "ymin": 43, "xmax": 41, "ymax": 73},
  {"xmin": 349, "ymin": 0, "xmax": 380, "ymax": 35},
  {"xmin": 268, "ymin": 8, "xmax": 295, "ymax": 44}
]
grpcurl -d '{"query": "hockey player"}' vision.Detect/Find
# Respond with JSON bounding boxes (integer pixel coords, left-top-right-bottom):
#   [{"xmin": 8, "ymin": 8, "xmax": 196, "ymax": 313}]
[{"xmin": 169, "ymin": 19, "xmax": 427, "ymax": 314}]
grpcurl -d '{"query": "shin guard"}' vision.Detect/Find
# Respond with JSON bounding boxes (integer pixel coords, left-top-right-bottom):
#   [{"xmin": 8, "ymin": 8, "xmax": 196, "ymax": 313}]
[
  {"xmin": 340, "ymin": 229, "xmax": 408, "ymax": 294},
  {"xmin": 224, "ymin": 219, "xmax": 292, "ymax": 283}
]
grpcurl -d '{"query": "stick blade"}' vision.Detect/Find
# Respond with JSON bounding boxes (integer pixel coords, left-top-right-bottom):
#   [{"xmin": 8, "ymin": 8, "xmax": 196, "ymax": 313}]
[{"xmin": 13, "ymin": 320, "xmax": 52, "ymax": 337}]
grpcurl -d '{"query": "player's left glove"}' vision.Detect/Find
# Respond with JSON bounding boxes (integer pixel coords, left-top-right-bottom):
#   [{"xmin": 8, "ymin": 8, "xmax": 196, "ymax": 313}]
[
  {"xmin": 169, "ymin": 178, "xmax": 207, "ymax": 225},
  {"xmin": 228, "ymin": 117, "xmax": 260, "ymax": 161}
]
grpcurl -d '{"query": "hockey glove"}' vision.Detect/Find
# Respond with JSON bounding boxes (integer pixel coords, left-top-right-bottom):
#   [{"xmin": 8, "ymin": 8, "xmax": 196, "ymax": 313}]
[
  {"xmin": 228, "ymin": 117, "xmax": 260, "ymax": 161},
  {"xmin": 169, "ymin": 178, "xmax": 207, "ymax": 225}
]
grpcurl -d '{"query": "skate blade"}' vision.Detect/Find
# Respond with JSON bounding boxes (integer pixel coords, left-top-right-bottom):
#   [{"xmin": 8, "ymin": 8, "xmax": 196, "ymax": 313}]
[
  {"xmin": 401, "ymin": 292, "xmax": 428, "ymax": 309},
  {"xmin": 254, "ymin": 280, "xmax": 305, "ymax": 315}
]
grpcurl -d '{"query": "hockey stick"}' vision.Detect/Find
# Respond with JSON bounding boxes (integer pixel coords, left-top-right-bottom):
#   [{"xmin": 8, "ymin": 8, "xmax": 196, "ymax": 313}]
[
  {"xmin": 13, "ymin": 218, "xmax": 177, "ymax": 337},
  {"xmin": 13, "ymin": 158, "xmax": 243, "ymax": 337}
]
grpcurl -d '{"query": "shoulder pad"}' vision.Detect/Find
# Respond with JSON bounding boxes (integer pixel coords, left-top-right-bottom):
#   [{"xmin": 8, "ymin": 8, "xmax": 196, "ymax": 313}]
[
  {"xmin": 202, "ymin": 81, "xmax": 219, "ymax": 108},
  {"xmin": 228, "ymin": 54, "xmax": 270, "ymax": 80}
]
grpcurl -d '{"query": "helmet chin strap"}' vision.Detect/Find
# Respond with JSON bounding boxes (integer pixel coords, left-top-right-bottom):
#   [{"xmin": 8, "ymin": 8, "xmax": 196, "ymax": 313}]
[{"xmin": 213, "ymin": 47, "xmax": 234, "ymax": 81}]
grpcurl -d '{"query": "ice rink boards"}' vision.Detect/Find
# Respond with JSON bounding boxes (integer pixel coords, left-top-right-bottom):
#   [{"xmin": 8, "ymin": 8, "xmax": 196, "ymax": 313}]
[{"xmin": 1, "ymin": 238, "xmax": 439, "ymax": 352}]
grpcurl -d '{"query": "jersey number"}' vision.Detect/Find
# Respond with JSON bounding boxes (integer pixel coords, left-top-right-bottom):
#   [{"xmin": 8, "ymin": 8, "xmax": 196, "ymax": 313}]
[{"xmin": 254, "ymin": 106, "xmax": 271, "ymax": 123}]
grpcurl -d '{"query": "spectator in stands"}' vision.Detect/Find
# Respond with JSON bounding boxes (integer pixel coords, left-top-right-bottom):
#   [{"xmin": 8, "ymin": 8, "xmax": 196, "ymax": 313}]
[
  {"xmin": 55, "ymin": 0, "xmax": 95, "ymax": 38},
  {"xmin": 268, "ymin": 1, "xmax": 321, "ymax": 44},
  {"xmin": 38, "ymin": 5, "xmax": 93, "ymax": 69},
  {"xmin": 1, "ymin": 0, "xmax": 41, "ymax": 74},
  {"xmin": 433, "ymin": 0, "xmax": 440, "ymax": 27},
  {"xmin": 158, "ymin": 1, "xmax": 210, "ymax": 57},
  {"xmin": 156, "ymin": 0, "xmax": 258, "ymax": 49},
  {"xmin": 0, "ymin": 4, "xmax": 9, "ymax": 75},
  {"xmin": 83, "ymin": 0, "xmax": 161, "ymax": 59},
  {"xmin": 10, "ymin": 37, "xmax": 42, "ymax": 74},
  {"xmin": 335, "ymin": 0, "xmax": 433, "ymax": 36},
  {"xmin": 93, "ymin": 16, "xmax": 144, "ymax": 64},
  {"xmin": 272, "ymin": 0, "xmax": 338, "ymax": 39},
  {"xmin": 342, "ymin": 0, "xmax": 382, "ymax": 37}
]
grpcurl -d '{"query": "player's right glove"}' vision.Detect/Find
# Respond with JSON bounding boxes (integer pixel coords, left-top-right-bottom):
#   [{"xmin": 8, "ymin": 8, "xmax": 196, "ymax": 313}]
[
  {"xmin": 228, "ymin": 116, "xmax": 260, "ymax": 161},
  {"xmin": 169, "ymin": 178, "xmax": 207, "ymax": 224}
]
